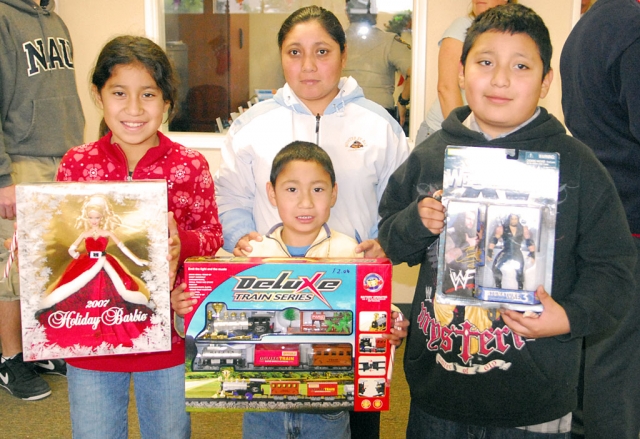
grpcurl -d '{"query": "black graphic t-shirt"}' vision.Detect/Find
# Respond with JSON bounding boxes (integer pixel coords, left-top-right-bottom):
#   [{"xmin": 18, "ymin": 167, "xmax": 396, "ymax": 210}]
[{"xmin": 378, "ymin": 106, "xmax": 636, "ymax": 427}]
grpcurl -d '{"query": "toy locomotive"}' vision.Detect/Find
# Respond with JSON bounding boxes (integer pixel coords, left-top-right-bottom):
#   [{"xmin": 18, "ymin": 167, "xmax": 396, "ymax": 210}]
[{"xmin": 219, "ymin": 379, "xmax": 355, "ymax": 402}]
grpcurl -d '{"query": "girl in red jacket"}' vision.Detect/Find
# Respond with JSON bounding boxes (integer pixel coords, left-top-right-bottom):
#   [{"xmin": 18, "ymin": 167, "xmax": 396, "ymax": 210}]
[{"xmin": 57, "ymin": 35, "xmax": 223, "ymax": 439}]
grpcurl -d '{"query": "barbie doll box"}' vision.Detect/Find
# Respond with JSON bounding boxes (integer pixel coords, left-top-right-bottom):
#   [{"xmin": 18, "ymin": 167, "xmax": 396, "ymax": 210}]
[
  {"xmin": 14, "ymin": 181, "xmax": 172, "ymax": 361},
  {"xmin": 182, "ymin": 257, "xmax": 395, "ymax": 412}
]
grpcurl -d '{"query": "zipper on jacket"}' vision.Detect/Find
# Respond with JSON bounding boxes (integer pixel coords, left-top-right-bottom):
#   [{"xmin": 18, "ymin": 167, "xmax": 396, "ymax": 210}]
[
  {"xmin": 267, "ymin": 236, "xmax": 291, "ymax": 257},
  {"xmin": 112, "ymin": 142, "xmax": 135, "ymax": 181},
  {"xmin": 315, "ymin": 113, "xmax": 321, "ymax": 145},
  {"xmin": 269, "ymin": 226, "xmax": 330, "ymax": 257},
  {"xmin": 305, "ymin": 232, "xmax": 331, "ymax": 257}
]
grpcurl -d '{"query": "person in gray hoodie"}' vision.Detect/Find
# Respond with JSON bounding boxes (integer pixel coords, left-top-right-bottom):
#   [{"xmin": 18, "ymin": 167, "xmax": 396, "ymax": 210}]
[{"xmin": 0, "ymin": 0, "xmax": 84, "ymax": 401}]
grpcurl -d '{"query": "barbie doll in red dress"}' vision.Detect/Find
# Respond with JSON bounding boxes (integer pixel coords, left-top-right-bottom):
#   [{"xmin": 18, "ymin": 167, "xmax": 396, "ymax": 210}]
[{"xmin": 37, "ymin": 195, "xmax": 153, "ymax": 348}]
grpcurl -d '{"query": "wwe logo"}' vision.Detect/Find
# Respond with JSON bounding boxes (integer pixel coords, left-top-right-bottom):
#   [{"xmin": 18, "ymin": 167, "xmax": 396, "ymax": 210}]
[{"xmin": 449, "ymin": 269, "xmax": 475, "ymax": 291}]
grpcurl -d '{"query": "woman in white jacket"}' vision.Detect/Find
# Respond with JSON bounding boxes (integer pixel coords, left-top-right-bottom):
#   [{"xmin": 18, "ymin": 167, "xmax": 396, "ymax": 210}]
[
  {"xmin": 215, "ymin": 5, "xmax": 409, "ymax": 262},
  {"xmin": 215, "ymin": 6, "xmax": 408, "ymax": 438}
]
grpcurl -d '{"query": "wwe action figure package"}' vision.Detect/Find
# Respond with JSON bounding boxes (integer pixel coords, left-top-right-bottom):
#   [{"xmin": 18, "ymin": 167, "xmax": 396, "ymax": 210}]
[
  {"xmin": 15, "ymin": 182, "xmax": 171, "ymax": 360},
  {"xmin": 436, "ymin": 146, "xmax": 559, "ymax": 312},
  {"xmin": 183, "ymin": 257, "xmax": 394, "ymax": 412}
]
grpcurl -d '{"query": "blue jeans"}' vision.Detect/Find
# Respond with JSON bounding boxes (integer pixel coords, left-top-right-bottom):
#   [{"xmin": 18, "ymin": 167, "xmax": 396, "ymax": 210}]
[
  {"xmin": 242, "ymin": 411, "xmax": 350, "ymax": 439},
  {"xmin": 67, "ymin": 364, "xmax": 190, "ymax": 439},
  {"xmin": 406, "ymin": 402, "xmax": 570, "ymax": 439}
]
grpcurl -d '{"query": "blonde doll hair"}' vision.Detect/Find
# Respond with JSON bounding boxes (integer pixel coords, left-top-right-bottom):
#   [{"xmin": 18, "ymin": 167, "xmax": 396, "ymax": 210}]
[{"xmin": 75, "ymin": 195, "xmax": 123, "ymax": 232}]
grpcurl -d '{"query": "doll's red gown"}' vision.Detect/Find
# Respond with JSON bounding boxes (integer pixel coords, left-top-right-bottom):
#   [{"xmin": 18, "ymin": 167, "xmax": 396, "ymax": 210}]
[{"xmin": 37, "ymin": 236, "xmax": 153, "ymax": 348}]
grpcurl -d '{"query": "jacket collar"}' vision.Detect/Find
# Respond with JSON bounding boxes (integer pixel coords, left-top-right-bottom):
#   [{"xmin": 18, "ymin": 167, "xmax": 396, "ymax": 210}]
[
  {"xmin": 273, "ymin": 77, "xmax": 364, "ymax": 116},
  {"xmin": 439, "ymin": 106, "xmax": 565, "ymax": 146},
  {"xmin": 97, "ymin": 131, "xmax": 174, "ymax": 170},
  {"xmin": 266, "ymin": 223, "xmax": 332, "ymax": 256}
]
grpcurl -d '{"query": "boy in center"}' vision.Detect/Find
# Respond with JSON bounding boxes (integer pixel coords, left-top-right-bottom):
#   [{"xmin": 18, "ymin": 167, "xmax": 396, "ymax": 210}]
[
  {"xmin": 243, "ymin": 141, "xmax": 407, "ymax": 438},
  {"xmin": 247, "ymin": 141, "xmax": 362, "ymax": 258},
  {"xmin": 378, "ymin": 4, "xmax": 635, "ymax": 437},
  {"xmin": 174, "ymin": 141, "xmax": 408, "ymax": 438}
]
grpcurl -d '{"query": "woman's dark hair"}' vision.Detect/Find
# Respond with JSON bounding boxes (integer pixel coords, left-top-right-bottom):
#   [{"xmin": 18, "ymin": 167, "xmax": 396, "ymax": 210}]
[
  {"xmin": 277, "ymin": 6, "xmax": 346, "ymax": 53},
  {"xmin": 270, "ymin": 141, "xmax": 336, "ymax": 187},
  {"xmin": 91, "ymin": 35, "xmax": 179, "ymax": 121},
  {"xmin": 462, "ymin": 4, "xmax": 552, "ymax": 78}
]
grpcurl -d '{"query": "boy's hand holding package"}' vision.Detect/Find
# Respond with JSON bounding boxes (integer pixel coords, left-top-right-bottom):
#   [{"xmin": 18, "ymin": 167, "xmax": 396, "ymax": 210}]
[
  {"xmin": 233, "ymin": 231, "xmax": 262, "ymax": 256},
  {"xmin": 418, "ymin": 196, "xmax": 446, "ymax": 235},
  {"xmin": 382, "ymin": 311, "xmax": 410, "ymax": 347},
  {"xmin": 355, "ymin": 238, "xmax": 386, "ymax": 258},
  {"xmin": 500, "ymin": 286, "xmax": 570, "ymax": 338}
]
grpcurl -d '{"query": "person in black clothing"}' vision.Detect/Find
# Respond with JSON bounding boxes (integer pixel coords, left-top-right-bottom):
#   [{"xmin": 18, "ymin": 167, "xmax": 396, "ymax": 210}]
[
  {"xmin": 447, "ymin": 210, "xmax": 478, "ymax": 262},
  {"xmin": 0, "ymin": 0, "xmax": 84, "ymax": 401},
  {"xmin": 561, "ymin": 1, "xmax": 640, "ymax": 437},
  {"xmin": 488, "ymin": 214, "xmax": 535, "ymax": 290},
  {"xmin": 379, "ymin": 5, "xmax": 636, "ymax": 437},
  {"xmin": 442, "ymin": 209, "xmax": 479, "ymax": 296}
]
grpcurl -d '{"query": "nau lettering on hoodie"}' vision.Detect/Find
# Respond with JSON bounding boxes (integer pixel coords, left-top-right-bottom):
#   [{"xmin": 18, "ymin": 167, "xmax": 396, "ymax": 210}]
[{"xmin": 23, "ymin": 37, "xmax": 74, "ymax": 76}]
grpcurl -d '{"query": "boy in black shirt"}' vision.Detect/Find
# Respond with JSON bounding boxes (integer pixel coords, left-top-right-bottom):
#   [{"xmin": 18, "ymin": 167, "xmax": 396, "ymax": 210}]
[{"xmin": 378, "ymin": 4, "xmax": 636, "ymax": 437}]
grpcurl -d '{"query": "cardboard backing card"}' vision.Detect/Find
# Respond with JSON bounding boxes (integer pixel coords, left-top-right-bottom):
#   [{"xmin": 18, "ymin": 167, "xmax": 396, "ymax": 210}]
[
  {"xmin": 15, "ymin": 181, "xmax": 171, "ymax": 360},
  {"xmin": 436, "ymin": 146, "xmax": 559, "ymax": 312},
  {"xmin": 183, "ymin": 257, "xmax": 394, "ymax": 412}
]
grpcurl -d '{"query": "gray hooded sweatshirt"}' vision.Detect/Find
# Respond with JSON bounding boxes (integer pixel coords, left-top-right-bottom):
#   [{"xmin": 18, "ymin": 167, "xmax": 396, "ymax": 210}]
[{"xmin": 0, "ymin": 0, "xmax": 84, "ymax": 187}]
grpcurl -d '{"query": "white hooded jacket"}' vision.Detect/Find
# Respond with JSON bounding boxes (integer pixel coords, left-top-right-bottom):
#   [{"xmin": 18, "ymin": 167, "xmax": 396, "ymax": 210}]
[{"xmin": 215, "ymin": 76, "xmax": 409, "ymax": 252}]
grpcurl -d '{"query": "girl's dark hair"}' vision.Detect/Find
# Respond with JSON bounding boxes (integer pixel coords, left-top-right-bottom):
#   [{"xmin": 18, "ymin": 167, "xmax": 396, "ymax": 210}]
[
  {"xmin": 277, "ymin": 6, "xmax": 346, "ymax": 53},
  {"xmin": 91, "ymin": 35, "xmax": 179, "ymax": 121},
  {"xmin": 270, "ymin": 141, "xmax": 336, "ymax": 187},
  {"xmin": 462, "ymin": 4, "xmax": 552, "ymax": 78}
]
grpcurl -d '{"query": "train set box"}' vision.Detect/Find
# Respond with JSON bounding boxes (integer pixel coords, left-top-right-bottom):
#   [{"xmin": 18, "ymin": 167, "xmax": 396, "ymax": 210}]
[{"xmin": 183, "ymin": 257, "xmax": 395, "ymax": 412}]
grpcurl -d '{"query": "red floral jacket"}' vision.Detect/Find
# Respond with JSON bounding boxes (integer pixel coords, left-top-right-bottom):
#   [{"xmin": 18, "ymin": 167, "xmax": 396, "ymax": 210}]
[{"xmin": 58, "ymin": 131, "xmax": 223, "ymax": 372}]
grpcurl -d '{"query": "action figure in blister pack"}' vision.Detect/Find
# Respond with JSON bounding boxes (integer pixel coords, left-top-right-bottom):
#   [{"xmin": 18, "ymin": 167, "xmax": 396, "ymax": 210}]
[
  {"xmin": 442, "ymin": 205, "xmax": 480, "ymax": 296},
  {"xmin": 487, "ymin": 213, "xmax": 535, "ymax": 290},
  {"xmin": 445, "ymin": 210, "xmax": 478, "ymax": 265},
  {"xmin": 437, "ymin": 146, "xmax": 558, "ymax": 309}
]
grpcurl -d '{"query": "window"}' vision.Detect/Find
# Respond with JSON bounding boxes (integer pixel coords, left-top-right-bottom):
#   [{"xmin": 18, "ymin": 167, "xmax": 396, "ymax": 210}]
[{"xmin": 145, "ymin": 0, "xmax": 424, "ymax": 148}]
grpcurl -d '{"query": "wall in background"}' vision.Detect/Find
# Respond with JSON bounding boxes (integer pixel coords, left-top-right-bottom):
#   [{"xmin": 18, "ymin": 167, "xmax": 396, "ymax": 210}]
[{"xmin": 57, "ymin": 0, "xmax": 581, "ymax": 305}]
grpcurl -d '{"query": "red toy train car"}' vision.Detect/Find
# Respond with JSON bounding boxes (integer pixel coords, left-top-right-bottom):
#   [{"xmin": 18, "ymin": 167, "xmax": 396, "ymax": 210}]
[{"xmin": 193, "ymin": 342, "xmax": 353, "ymax": 371}]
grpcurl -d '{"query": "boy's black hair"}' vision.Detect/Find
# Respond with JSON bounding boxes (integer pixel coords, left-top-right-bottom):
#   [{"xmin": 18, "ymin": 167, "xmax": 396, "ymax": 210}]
[
  {"xmin": 278, "ymin": 6, "xmax": 346, "ymax": 53},
  {"xmin": 270, "ymin": 141, "xmax": 336, "ymax": 187},
  {"xmin": 91, "ymin": 35, "xmax": 179, "ymax": 121},
  {"xmin": 461, "ymin": 3, "xmax": 552, "ymax": 78}
]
